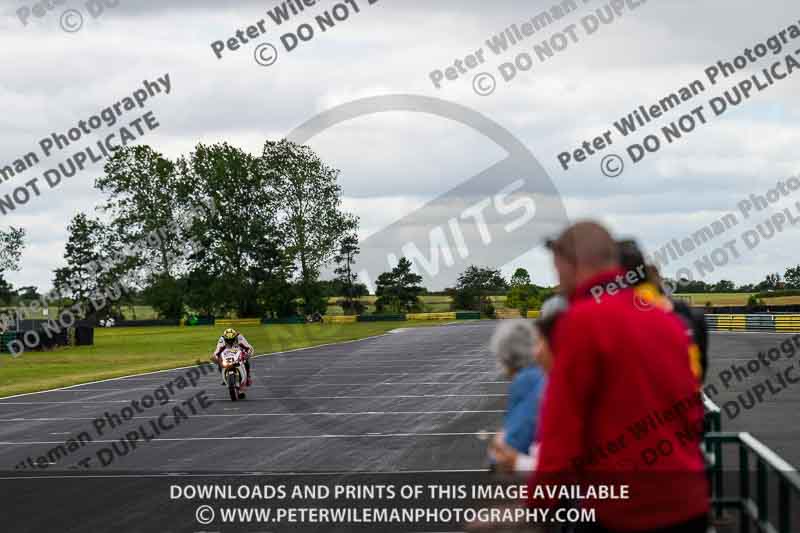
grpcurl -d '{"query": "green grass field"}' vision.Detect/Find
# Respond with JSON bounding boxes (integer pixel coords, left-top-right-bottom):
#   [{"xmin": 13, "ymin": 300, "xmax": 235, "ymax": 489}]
[
  {"xmin": 0, "ymin": 322, "xmax": 442, "ymax": 398},
  {"xmin": 675, "ymin": 293, "xmax": 800, "ymax": 306}
]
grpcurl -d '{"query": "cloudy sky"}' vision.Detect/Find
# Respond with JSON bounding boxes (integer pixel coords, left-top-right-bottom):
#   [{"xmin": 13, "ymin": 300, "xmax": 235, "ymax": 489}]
[{"xmin": 2, "ymin": 0, "xmax": 800, "ymax": 291}]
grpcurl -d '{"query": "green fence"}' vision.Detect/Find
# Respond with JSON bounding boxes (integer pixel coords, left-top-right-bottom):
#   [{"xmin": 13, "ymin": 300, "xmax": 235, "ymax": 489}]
[
  {"xmin": 1, "ymin": 331, "xmax": 17, "ymax": 353},
  {"xmin": 357, "ymin": 314, "xmax": 406, "ymax": 322},
  {"xmin": 704, "ymin": 396, "xmax": 799, "ymax": 532},
  {"xmin": 184, "ymin": 316, "xmax": 215, "ymax": 326},
  {"xmin": 262, "ymin": 317, "xmax": 307, "ymax": 324}
]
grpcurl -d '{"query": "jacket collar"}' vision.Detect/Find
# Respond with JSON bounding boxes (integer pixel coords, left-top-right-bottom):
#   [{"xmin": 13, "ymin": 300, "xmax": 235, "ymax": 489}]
[{"xmin": 571, "ymin": 268, "xmax": 627, "ymax": 303}]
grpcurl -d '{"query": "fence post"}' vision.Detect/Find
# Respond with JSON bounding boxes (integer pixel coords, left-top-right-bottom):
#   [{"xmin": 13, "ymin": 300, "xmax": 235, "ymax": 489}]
[
  {"xmin": 778, "ymin": 479, "xmax": 790, "ymax": 533},
  {"xmin": 756, "ymin": 459, "xmax": 768, "ymax": 525},
  {"xmin": 739, "ymin": 443, "xmax": 750, "ymax": 533}
]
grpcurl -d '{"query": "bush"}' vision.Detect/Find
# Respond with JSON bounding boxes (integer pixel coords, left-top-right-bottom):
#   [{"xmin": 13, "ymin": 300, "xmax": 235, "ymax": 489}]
[
  {"xmin": 747, "ymin": 295, "xmax": 763, "ymax": 308},
  {"xmin": 337, "ymin": 299, "xmax": 366, "ymax": 315}
]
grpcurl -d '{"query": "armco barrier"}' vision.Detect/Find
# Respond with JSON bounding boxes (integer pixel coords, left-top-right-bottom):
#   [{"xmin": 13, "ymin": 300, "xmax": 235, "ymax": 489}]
[
  {"xmin": 454, "ymin": 311, "xmax": 481, "ymax": 320},
  {"xmin": 406, "ymin": 312, "xmax": 456, "ymax": 321},
  {"xmin": 775, "ymin": 314, "xmax": 800, "ymax": 332},
  {"xmin": 323, "ymin": 315, "xmax": 358, "ymax": 324},
  {"xmin": 715, "ymin": 314, "xmax": 746, "ymax": 331},
  {"xmin": 705, "ymin": 304, "xmax": 800, "ymax": 314},
  {"xmin": 705, "ymin": 314, "xmax": 800, "ymax": 332},
  {"xmin": 526, "ymin": 310, "xmax": 540, "ymax": 319}
]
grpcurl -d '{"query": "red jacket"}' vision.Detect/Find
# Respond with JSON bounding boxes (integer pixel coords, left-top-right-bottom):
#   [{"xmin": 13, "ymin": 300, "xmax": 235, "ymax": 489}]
[{"xmin": 528, "ymin": 270, "xmax": 709, "ymax": 530}]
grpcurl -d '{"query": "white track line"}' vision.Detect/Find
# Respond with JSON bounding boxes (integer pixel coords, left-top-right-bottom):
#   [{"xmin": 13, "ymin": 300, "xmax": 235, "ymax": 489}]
[
  {"xmin": 0, "ymin": 468, "xmax": 489, "ymax": 480},
  {"xmin": 112, "ymin": 371, "xmax": 498, "ymax": 381},
  {"xmin": 0, "ymin": 393, "xmax": 507, "ymax": 405},
  {"xmin": 30, "ymin": 381, "xmax": 509, "ymax": 392},
  {"xmin": 0, "ymin": 410, "xmax": 505, "ymax": 422},
  {"xmin": 0, "ymin": 431, "xmax": 499, "ymax": 446}
]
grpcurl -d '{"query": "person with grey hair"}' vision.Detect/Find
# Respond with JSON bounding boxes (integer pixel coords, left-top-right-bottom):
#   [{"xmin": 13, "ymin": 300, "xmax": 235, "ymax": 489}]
[{"xmin": 487, "ymin": 319, "xmax": 546, "ymax": 473}]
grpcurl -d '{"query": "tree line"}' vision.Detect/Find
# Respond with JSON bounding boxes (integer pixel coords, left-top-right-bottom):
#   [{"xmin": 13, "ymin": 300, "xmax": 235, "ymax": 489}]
[
  {"xmin": 2, "ymin": 141, "xmax": 358, "ymax": 320},
  {"xmin": 665, "ymin": 266, "xmax": 800, "ymax": 294},
  {"xmin": 1, "ymin": 138, "xmax": 800, "ymax": 321}
]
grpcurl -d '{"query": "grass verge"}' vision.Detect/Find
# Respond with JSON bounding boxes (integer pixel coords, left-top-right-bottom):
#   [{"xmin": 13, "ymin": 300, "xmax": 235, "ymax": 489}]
[{"xmin": 0, "ymin": 321, "xmax": 445, "ymax": 398}]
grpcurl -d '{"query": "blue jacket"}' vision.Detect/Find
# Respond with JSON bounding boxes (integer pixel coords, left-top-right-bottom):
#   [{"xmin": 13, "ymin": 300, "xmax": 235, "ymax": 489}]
[{"xmin": 504, "ymin": 365, "xmax": 545, "ymax": 454}]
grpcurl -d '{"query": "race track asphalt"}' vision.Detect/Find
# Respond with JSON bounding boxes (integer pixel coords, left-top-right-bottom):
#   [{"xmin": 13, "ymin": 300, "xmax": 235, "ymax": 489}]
[
  {"xmin": 0, "ymin": 322, "xmax": 796, "ymax": 532},
  {"xmin": 703, "ymin": 331, "xmax": 800, "ymax": 467}
]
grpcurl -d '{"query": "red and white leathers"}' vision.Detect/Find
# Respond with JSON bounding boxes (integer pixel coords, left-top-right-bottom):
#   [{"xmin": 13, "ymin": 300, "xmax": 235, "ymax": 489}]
[
  {"xmin": 213, "ymin": 333, "xmax": 253, "ymax": 360},
  {"xmin": 212, "ymin": 334, "xmax": 254, "ymax": 388}
]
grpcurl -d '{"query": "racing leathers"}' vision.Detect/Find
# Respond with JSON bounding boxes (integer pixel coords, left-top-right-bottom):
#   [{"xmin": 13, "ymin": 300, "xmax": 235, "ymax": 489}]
[{"xmin": 212, "ymin": 334, "xmax": 254, "ymax": 386}]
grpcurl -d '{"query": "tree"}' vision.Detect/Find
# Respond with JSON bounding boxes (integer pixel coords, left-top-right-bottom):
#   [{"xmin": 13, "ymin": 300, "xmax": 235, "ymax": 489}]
[
  {"xmin": 451, "ymin": 266, "xmax": 508, "ymax": 315},
  {"xmin": 506, "ymin": 284, "xmax": 542, "ymax": 316},
  {"xmin": 16, "ymin": 286, "xmax": 40, "ymax": 301},
  {"xmin": 0, "ymin": 277, "xmax": 14, "ymax": 306},
  {"xmin": 0, "ymin": 226, "xmax": 25, "ymax": 274},
  {"xmin": 784, "ymin": 265, "xmax": 800, "ymax": 289},
  {"xmin": 374, "ymin": 257, "xmax": 425, "ymax": 314},
  {"xmin": 678, "ymin": 278, "xmax": 711, "ymax": 293},
  {"xmin": 334, "ymin": 234, "xmax": 360, "ymax": 315},
  {"xmin": 181, "ymin": 142, "xmax": 286, "ymax": 316},
  {"xmin": 143, "ymin": 274, "xmax": 186, "ymax": 319},
  {"xmin": 0, "ymin": 227, "xmax": 25, "ymax": 304},
  {"xmin": 510, "ymin": 268, "xmax": 531, "ymax": 287},
  {"xmin": 506, "ymin": 268, "xmax": 543, "ymax": 315},
  {"xmin": 711, "ymin": 280, "xmax": 735, "ymax": 293},
  {"xmin": 53, "ymin": 213, "xmax": 126, "ymax": 319},
  {"xmin": 183, "ymin": 268, "xmax": 227, "ymax": 317},
  {"xmin": 261, "ymin": 140, "xmax": 358, "ymax": 314},
  {"xmin": 757, "ymin": 272, "xmax": 782, "ymax": 291},
  {"xmin": 250, "ymin": 232, "xmax": 297, "ymax": 318},
  {"xmin": 96, "ymin": 146, "xmax": 188, "ymax": 278},
  {"xmin": 746, "ymin": 294, "xmax": 763, "ymax": 309}
]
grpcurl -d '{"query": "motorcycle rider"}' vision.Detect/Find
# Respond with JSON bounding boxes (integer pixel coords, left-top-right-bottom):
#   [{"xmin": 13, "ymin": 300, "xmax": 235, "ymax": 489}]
[{"xmin": 211, "ymin": 328, "xmax": 254, "ymax": 387}]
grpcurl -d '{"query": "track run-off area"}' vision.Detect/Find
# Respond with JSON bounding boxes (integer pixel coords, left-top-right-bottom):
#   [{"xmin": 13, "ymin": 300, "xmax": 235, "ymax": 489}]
[{"xmin": 0, "ymin": 322, "xmax": 797, "ymax": 531}]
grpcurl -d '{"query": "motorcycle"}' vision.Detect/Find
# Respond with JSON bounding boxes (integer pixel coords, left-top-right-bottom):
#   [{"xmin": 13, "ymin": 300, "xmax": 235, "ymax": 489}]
[{"xmin": 220, "ymin": 347, "xmax": 249, "ymax": 401}]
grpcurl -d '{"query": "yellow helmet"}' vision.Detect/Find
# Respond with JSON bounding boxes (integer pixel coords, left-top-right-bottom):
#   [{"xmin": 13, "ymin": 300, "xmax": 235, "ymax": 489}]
[{"xmin": 222, "ymin": 328, "xmax": 238, "ymax": 345}]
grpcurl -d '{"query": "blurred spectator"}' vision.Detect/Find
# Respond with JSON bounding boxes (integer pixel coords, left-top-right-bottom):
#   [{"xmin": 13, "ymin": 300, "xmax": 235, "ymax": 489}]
[
  {"xmin": 618, "ymin": 239, "xmax": 708, "ymax": 382},
  {"xmin": 488, "ymin": 319, "xmax": 545, "ymax": 473},
  {"xmin": 535, "ymin": 294, "xmax": 570, "ymax": 355},
  {"xmin": 530, "ymin": 221, "xmax": 709, "ymax": 533},
  {"xmin": 490, "ymin": 295, "xmax": 569, "ymax": 474}
]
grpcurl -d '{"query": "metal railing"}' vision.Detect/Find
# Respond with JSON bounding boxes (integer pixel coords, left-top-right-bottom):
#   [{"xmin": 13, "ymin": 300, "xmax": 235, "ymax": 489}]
[{"xmin": 703, "ymin": 396, "xmax": 800, "ymax": 533}]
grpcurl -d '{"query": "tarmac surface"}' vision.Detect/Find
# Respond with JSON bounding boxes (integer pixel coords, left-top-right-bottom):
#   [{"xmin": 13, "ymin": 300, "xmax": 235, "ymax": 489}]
[{"xmin": 0, "ymin": 322, "xmax": 797, "ymax": 532}]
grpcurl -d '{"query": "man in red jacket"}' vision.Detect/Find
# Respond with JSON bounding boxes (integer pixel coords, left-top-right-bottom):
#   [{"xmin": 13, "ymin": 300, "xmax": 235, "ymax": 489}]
[{"xmin": 529, "ymin": 221, "xmax": 709, "ymax": 532}]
